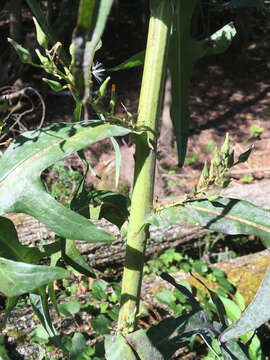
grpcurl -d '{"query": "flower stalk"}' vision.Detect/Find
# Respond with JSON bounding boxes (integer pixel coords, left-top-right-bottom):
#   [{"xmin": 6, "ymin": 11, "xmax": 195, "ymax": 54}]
[{"xmin": 117, "ymin": 0, "xmax": 173, "ymax": 333}]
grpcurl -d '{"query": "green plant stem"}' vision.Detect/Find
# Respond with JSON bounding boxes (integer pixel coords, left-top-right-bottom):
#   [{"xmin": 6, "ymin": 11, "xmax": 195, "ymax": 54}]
[{"xmin": 117, "ymin": 0, "xmax": 173, "ymax": 333}]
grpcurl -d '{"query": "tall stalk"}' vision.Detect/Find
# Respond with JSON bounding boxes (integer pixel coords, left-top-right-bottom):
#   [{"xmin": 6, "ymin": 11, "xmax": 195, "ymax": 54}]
[{"xmin": 118, "ymin": 0, "xmax": 173, "ymax": 333}]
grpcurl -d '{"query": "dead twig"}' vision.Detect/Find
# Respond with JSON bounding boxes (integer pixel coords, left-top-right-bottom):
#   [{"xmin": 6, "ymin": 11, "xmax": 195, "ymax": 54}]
[{"xmin": 0, "ymin": 86, "xmax": 46, "ymax": 140}]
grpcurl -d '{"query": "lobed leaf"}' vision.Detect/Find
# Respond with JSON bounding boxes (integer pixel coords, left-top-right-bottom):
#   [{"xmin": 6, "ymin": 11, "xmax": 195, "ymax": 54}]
[{"xmin": 0, "ymin": 121, "xmax": 139, "ymax": 242}]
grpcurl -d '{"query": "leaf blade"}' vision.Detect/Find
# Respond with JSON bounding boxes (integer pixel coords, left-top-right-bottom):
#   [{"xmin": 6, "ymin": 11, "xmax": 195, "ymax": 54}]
[
  {"xmin": 0, "ymin": 257, "xmax": 69, "ymax": 297},
  {"xmin": 0, "ymin": 122, "xmax": 139, "ymax": 242},
  {"xmin": 147, "ymin": 198, "xmax": 270, "ymax": 249}
]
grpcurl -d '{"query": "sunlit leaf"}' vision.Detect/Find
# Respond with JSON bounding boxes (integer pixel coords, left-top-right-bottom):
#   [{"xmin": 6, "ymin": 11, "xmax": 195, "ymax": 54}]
[
  {"xmin": 126, "ymin": 329, "xmax": 164, "ymax": 360},
  {"xmin": 105, "ymin": 335, "xmax": 137, "ymax": 360},
  {"xmin": 0, "ymin": 257, "xmax": 69, "ymax": 297},
  {"xmin": 58, "ymin": 300, "xmax": 81, "ymax": 317},
  {"xmin": 0, "ymin": 121, "xmax": 140, "ymax": 242}
]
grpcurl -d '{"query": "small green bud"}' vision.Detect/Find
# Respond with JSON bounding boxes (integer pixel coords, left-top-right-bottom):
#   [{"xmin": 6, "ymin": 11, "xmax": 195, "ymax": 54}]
[
  {"xmin": 221, "ymin": 132, "xmax": 230, "ymax": 157},
  {"xmin": 33, "ymin": 17, "xmax": 48, "ymax": 49},
  {"xmin": 202, "ymin": 161, "xmax": 209, "ymax": 179},
  {"xmin": 42, "ymin": 78, "xmax": 66, "ymax": 92},
  {"xmin": 209, "ymin": 159, "xmax": 214, "ymax": 179},
  {"xmin": 214, "ymin": 148, "xmax": 221, "ymax": 167},
  {"xmin": 97, "ymin": 76, "xmax": 110, "ymax": 99},
  {"xmin": 198, "ymin": 173, "xmax": 206, "ymax": 189},
  {"xmin": 35, "ymin": 49, "xmax": 49, "ymax": 66},
  {"xmin": 8, "ymin": 38, "xmax": 33, "ymax": 64}
]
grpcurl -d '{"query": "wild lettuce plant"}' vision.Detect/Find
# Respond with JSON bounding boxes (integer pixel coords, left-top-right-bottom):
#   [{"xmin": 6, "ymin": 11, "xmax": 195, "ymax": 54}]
[{"xmin": 1, "ymin": 0, "xmax": 270, "ymax": 359}]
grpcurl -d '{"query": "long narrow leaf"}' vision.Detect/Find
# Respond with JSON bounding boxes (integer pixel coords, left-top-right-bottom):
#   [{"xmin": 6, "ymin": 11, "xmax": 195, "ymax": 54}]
[
  {"xmin": 0, "ymin": 121, "xmax": 140, "ymax": 242},
  {"xmin": 30, "ymin": 288, "xmax": 68, "ymax": 356},
  {"xmin": 147, "ymin": 197, "xmax": 270, "ymax": 249},
  {"xmin": 168, "ymin": 0, "xmax": 236, "ymax": 166}
]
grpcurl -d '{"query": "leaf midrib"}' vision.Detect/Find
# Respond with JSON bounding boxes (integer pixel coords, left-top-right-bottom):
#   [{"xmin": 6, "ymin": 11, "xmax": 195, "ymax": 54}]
[{"xmin": 187, "ymin": 204, "xmax": 270, "ymax": 233}]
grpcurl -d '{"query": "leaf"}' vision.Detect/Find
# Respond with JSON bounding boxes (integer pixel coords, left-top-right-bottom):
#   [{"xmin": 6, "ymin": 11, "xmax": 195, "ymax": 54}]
[
  {"xmin": 235, "ymin": 145, "xmax": 254, "ymax": 165},
  {"xmin": 0, "ymin": 257, "xmax": 69, "ymax": 297},
  {"xmin": 220, "ymin": 339, "xmax": 250, "ymax": 360},
  {"xmin": 168, "ymin": 0, "xmax": 198, "ymax": 166},
  {"xmin": 0, "ymin": 296, "xmax": 18, "ymax": 331},
  {"xmin": 48, "ymin": 252, "xmax": 61, "ymax": 316},
  {"xmin": 58, "ymin": 300, "xmax": 81, "ymax": 317},
  {"xmin": 191, "ymin": 273, "xmax": 228, "ymax": 327},
  {"xmin": 71, "ymin": 186, "xmax": 130, "ymax": 229},
  {"xmin": 108, "ymin": 51, "xmax": 145, "ymax": 71},
  {"xmin": 161, "ymin": 272, "xmax": 201, "ymax": 311},
  {"xmin": 105, "ymin": 335, "xmax": 137, "ymax": 360},
  {"xmin": 168, "ymin": 4, "xmax": 236, "ymax": 166},
  {"xmin": 61, "ymin": 238, "xmax": 96, "ymax": 278},
  {"xmin": 203, "ymin": 23, "xmax": 237, "ymax": 56},
  {"xmin": 147, "ymin": 197, "xmax": 270, "ymax": 249},
  {"xmin": 0, "ymin": 121, "xmax": 139, "ymax": 242},
  {"xmin": 155, "ymin": 289, "xmax": 175, "ymax": 307},
  {"xmin": 0, "ymin": 216, "xmax": 48, "ymax": 263},
  {"xmin": 70, "ymin": 333, "xmax": 87, "ymax": 360},
  {"xmin": 219, "ymin": 265, "xmax": 270, "ymax": 343},
  {"xmin": 126, "ymin": 329, "xmax": 164, "ymax": 360},
  {"xmin": 30, "ymin": 288, "xmax": 68, "ymax": 356},
  {"xmin": 91, "ymin": 314, "xmax": 111, "ymax": 335},
  {"xmin": 91, "ymin": 280, "xmax": 107, "ymax": 301}
]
